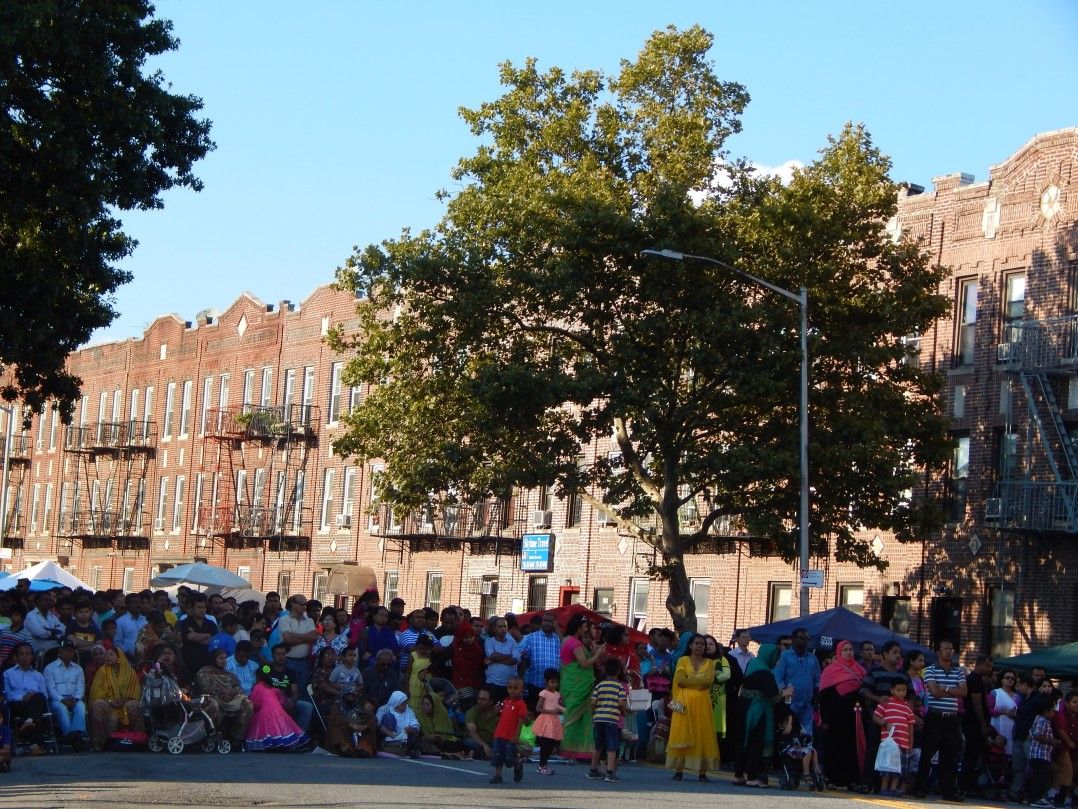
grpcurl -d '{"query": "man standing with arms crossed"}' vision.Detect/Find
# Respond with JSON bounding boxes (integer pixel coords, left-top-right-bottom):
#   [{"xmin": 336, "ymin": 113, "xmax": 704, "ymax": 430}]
[{"xmin": 913, "ymin": 639, "xmax": 967, "ymax": 802}]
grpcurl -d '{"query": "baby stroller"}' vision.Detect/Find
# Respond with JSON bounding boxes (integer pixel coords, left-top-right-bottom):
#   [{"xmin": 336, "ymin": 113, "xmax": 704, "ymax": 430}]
[{"xmin": 140, "ymin": 667, "xmax": 231, "ymax": 755}]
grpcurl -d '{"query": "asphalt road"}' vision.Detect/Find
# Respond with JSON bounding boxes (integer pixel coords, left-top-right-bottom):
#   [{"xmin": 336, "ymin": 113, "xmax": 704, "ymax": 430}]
[{"xmin": 0, "ymin": 750, "xmax": 1012, "ymax": 809}]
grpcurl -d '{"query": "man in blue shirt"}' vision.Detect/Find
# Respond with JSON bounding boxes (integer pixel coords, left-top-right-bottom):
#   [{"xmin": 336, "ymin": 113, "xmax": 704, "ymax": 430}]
[
  {"xmin": 772, "ymin": 626, "xmax": 821, "ymax": 734},
  {"xmin": 517, "ymin": 612, "xmax": 561, "ymax": 710},
  {"xmin": 208, "ymin": 613, "xmax": 240, "ymax": 657},
  {"xmin": 3, "ymin": 643, "xmax": 49, "ymax": 754}
]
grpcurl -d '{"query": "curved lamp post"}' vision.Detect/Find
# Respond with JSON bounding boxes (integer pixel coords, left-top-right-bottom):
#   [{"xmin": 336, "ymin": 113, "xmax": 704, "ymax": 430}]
[{"xmin": 642, "ymin": 248, "xmax": 811, "ymax": 617}]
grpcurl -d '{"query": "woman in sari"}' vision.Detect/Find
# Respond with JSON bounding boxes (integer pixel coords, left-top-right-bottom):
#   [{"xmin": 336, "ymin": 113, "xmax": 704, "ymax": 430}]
[
  {"xmin": 195, "ymin": 648, "xmax": 253, "ymax": 743},
  {"xmin": 818, "ymin": 640, "xmax": 868, "ymax": 791},
  {"xmin": 323, "ymin": 689, "xmax": 377, "ymax": 757},
  {"xmin": 666, "ymin": 633, "xmax": 721, "ymax": 780},
  {"xmin": 733, "ymin": 643, "xmax": 785, "ymax": 787},
  {"xmin": 704, "ymin": 635, "xmax": 732, "ymax": 744},
  {"xmin": 417, "ymin": 692, "xmax": 467, "ymax": 758},
  {"xmin": 245, "ymin": 666, "xmax": 310, "ymax": 752},
  {"xmin": 88, "ymin": 647, "xmax": 144, "ymax": 750},
  {"xmin": 560, "ymin": 614, "xmax": 605, "ymax": 759}
]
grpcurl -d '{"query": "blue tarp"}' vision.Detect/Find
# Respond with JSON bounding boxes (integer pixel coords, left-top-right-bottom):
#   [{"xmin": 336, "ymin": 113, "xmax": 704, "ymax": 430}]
[{"xmin": 747, "ymin": 607, "xmax": 934, "ymax": 660}]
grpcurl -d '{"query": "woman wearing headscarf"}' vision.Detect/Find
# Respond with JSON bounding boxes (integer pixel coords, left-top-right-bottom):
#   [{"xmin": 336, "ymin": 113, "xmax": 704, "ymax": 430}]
[
  {"xmin": 818, "ymin": 640, "xmax": 868, "ymax": 791},
  {"xmin": 704, "ymin": 636, "xmax": 732, "ymax": 746},
  {"xmin": 196, "ymin": 648, "xmax": 254, "ymax": 744},
  {"xmin": 417, "ymin": 692, "xmax": 467, "ymax": 759},
  {"xmin": 376, "ymin": 690, "xmax": 421, "ymax": 757},
  {"xmin": 323, "ymin": 688, "xmax": 377, "ymax": 757},
  {"xmin": 666, "ymin": 633, "xmax": 721, "ymax": 780},
  {"xmin": 451, "ymin": 621, "xmax": 485, "ymax": 708},
  {"xmin": 733, "ymin": 643, "xmax": 786, "ymax": 787},
  {"xmin": 560, "ymin": 613, "xmax": 605, "ymax": 760},
  {"xmin": 88, "ymin": 647, "xmax": 144, "ymax": 750}
]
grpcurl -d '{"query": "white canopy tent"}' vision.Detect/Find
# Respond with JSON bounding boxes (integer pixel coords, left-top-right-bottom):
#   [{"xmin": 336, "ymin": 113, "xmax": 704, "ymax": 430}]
[{"xmin": 0, "ymin": 559, "xmax": 93, "ymax": 591}]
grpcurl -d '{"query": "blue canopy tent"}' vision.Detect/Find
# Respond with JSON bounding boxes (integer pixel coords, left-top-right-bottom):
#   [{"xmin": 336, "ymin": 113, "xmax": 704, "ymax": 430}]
[{"xmin": 748, "ymin": 607, "xmax": 934, "ymax": 660}]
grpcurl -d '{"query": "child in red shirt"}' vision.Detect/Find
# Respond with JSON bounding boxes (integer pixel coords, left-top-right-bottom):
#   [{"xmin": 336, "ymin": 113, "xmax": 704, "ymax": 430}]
[
  {"xmin": 490, "ymin": 676, "xmax": 528, "ymax": 784},
  {"xmin": 873, "ymin": 680, "xmax": 916, "ymax": 796}
]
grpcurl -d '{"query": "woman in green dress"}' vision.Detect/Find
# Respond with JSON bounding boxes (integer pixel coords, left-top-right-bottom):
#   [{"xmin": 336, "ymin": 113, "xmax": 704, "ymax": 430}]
[{"xmin": 559, "ymin": 614, "xmax": 605, "ymax": 759}]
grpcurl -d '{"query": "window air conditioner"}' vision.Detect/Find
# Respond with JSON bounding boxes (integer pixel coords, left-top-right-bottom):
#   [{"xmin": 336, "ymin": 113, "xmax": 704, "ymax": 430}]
[
  {"xmin": 997, "ymin": 343, "xmax": 1018, "ymax": 363},
  {"xmin": 531, "ymin": 510, "xmax": 552, "ymax": 529},
  {"xmin": 335, "ymin": 514, "xmax": 351, "ymax": 528},
  {"xmin": 480, "ymin": 580, "xmax": 498, "ymax": 596}
]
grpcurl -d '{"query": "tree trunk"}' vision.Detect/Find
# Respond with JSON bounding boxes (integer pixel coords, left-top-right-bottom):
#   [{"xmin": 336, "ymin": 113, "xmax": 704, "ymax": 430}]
[{"xmin": 664, "ymin": 550, "xmax": 697, "ymax": 634}]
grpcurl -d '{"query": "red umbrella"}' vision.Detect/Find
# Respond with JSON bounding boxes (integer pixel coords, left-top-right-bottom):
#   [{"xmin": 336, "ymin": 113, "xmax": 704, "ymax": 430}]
[{"xmin": 515, "ymin": 602, "xmax": 650, "ymax": 646}]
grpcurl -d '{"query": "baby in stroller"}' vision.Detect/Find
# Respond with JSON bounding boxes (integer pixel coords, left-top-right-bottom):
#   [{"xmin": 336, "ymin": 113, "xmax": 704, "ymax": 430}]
[
  {"xmin": 777, "ymin": 709, "xmax": 824, "ymax": 790},
  {"xmin": 140, "ymin": 665, "xmax": 230, "ymax": 755},
  {"xmin": 980, "ymin": 731, "xmax": 1011, "ymax": 800}
]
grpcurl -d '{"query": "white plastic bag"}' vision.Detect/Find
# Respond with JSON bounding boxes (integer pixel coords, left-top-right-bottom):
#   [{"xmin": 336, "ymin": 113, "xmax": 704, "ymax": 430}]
[{"xmin": 874, "ymin": 727, "xmax": 902, "ymax": 774}]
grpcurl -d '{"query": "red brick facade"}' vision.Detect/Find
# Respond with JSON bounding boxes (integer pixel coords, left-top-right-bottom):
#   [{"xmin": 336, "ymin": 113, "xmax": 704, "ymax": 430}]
[{"xmin": 1, "ymin": 130, "xmax": 1075, "ymax": 659}]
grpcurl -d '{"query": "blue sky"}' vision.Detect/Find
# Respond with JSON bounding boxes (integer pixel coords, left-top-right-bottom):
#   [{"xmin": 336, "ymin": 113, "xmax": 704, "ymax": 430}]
[{"xmin": 95, "ymin": 0, "xmax": 1078, "ymax": 345}]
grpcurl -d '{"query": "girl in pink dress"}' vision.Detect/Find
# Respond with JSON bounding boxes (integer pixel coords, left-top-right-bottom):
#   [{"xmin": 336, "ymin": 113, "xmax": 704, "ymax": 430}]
[
  {"xmin": 532, "ymin": 669, "xmax": 565, "ymax": 775},
  {"xmin": 245, "ymin": 671, "xmax": 310, "ymax": 752}
]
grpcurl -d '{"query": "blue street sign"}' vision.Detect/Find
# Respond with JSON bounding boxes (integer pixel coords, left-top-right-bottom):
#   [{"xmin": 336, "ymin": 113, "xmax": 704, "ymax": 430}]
[{"xmin": 521, "ymin": 533, "xmax": 554, "ymax": 572}]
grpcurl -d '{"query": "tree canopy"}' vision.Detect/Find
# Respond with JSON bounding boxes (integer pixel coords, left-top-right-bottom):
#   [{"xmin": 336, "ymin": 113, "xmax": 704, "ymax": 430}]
[
  {"xmin": 331, "ymin": 25, "xmax": 950, "ymax": 630},
  {"xmin": 0, "ymin": 0, "xmax": 213, "ymax": 418}
]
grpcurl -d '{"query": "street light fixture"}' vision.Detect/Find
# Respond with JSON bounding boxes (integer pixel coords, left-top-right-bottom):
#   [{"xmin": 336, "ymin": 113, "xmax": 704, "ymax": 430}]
[{"xmin": 642, "ymin": 247, "xmax": 812, "ymax": 617}]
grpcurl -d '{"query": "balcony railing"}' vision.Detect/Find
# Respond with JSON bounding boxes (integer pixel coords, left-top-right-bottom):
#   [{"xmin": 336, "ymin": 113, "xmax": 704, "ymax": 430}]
[
  {"xmin": 206, "ymin": 404, "xmax": 319, "ymax": 442},
  {"xmin": 989, "ymin": 481, "xmax": 1078, "ymax": 533},
  {"xmin": 1007, "ymin": 316, "xmax": 1078, "ymax": 374},
  {"xmin": 367, "ymin": 500, "xmax": 522, "ymax": 539},
  {"xmin": 63, "ymin": 421, "xmax": 157, "ymax": 453},
  {"xmin": 0, "ymin": 434, "xmax": 32, "ymax": 462},
  {"xmin": 56, "ymin": 510, "xmax": 145, "ymax": 538},
  {"xmin": 196, "ymin": 503, "xmax": 313, "ymax": 538}
]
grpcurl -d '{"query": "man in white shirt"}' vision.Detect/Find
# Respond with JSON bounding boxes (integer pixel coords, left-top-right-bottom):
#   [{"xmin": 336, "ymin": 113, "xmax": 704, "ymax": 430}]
[
  {"xmin": 729, "ymin": 628, "xmax": 755, "ymax": 673},
  {"xmin": 277, "ymin": 595, "xmax": 316, "ymax": 690},
  {"xmin": 113, "ymin": 593, "xmax": 147, "ymax": 660},
  {"xmin": 44, "ymin": 639, "xmax": 88, "ymax": 748},
  {"xmin": 24, "ymin": 590, "xmax": 65, "ymax": 657}
]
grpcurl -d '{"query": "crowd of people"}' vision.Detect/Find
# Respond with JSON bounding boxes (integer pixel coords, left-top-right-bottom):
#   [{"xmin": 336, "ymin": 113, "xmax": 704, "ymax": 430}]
[{"xmin": 0, "ymin": 578, "xmax": 1075, "ymax": 802}]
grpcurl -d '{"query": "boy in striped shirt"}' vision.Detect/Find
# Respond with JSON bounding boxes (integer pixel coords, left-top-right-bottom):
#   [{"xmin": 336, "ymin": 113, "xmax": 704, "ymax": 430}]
[
  {"xmin": 588, "ymin": 658, "xmax": 628, "ymax": 783},
  {"xmin": 874, "ymin": 680, "xmax": 917, "ymax": 796}
]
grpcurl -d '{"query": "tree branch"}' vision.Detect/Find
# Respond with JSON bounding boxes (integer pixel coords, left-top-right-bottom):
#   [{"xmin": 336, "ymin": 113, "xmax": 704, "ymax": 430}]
[
  {"xmin": 613, "ymin": 416, "xmax": 661, "ymax": 500},
  {"xmin": 577, "ymin": 490, "xmax": 650, "ymax": 541}
]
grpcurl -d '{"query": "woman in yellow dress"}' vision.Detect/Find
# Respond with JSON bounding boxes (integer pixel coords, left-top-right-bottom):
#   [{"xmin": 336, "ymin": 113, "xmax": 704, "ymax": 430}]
[{"xmin": 666, "ymin": 633, "xmax": 720, "ymax": 780}]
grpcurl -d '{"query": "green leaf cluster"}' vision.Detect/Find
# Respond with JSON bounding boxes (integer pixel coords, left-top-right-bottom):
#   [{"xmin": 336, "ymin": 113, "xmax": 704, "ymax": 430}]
[
  {"xmin": 330, "ymin": 26, "xmax": 950, "ymax": 628},
  {"xmin": 0, "ymin": 0, "xmax": 214, "ymax": 420}
]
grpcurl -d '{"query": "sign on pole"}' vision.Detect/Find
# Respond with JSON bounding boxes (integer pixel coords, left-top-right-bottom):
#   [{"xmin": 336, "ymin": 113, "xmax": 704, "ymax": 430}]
[{"xmin": 800, "ymin": 568, "xmax": 824, "ymax": 589}]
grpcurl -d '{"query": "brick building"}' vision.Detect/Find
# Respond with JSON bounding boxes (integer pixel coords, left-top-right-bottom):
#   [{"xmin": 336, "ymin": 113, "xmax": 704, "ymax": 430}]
[{"xmin": 1, "ymin": 129, "xmax": 1075, "ymax": 658}]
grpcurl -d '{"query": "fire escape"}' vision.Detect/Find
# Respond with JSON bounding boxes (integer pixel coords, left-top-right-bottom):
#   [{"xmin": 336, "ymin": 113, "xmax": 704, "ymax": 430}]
[
  {"xmin": 0, "ymin": 433, "xmax": 32, "ymax": 549},
  {"xmin": 370, "ymin": 498, "xmax": 525, "ymax": 565},
  {"xmin": 197, "ymin": 404, "xmax": 317, "ymax": 556},
  {"xmin": 59, "ymin": 419, "xmax": 158, "ymax": 554},
  {"xmin": 989, "ymin": 315, "xmax": 1078, "ymax": 532}
]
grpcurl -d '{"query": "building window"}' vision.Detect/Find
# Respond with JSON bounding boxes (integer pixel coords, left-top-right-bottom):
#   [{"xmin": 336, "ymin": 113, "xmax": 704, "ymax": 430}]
[
  {"xmin": 313, "ymin": 571, "xmax": 328, "ymax": 604},
  {"xmin": 838, "ymin": 583, "xmax": 865, "ymax": 616},
  {"xmin": 36, "ymin": 407, "xmax": 46, "ymax": 449},
  {"xmin": 278, "ymin": 571, "xmax": 292, "ymax": 598},
  {"xmin": 690, "ymin": 578, "xmax": 711, "ymax": 630},
  {"xmin": 200, "ymin": 377, "xmax": 213, "ymax": 435},
  {"xmin": 593, "ymin": 587, "xmax": 614, "ymax": 617},
  {"xmin": 537, "ymin": 486, "xmax": 553, "ymax": 513},
  {"xmin": 292, "ymin": 471, "xmax": 305, "ymax": 532},
  {"xmin": 527, "ymin": 575, "xmax": 548, "ymax": 613},
  {"xmin": 302, "ymin": 367, "xmax": 315, "ymax": 424},
  {"xmin": 320, "ymin": 469, "xmax": 335, "ymax": 531},
  {"xmin": 989, "ymin": 586, "xmax": 1015, "ymax": 659},
  {"xmin": 163, "ymin": 382, "xmax": 176, "ymax": 438},
  {"xmin": 1002, "ymin": 273, "xmax": 1026, "ymax": 345},
  {"xmin": 348, "ymin": 384, "xmax": 362, "ymax": 413},
  {"xmin": 328, "ymin": 362, "xmax": 343, "ymax": 424},
  {"xmin": 953, "ymin": 385, "xmax": 966, "ymax": 418},
  {"xmin": 283, "ymin": 368, "xmax": 296, "ymax": 412},
  {"xmin": 237, "ymin": 565, "xmax": 251, "ymax": 583},
  {"xmin": 48, "ymin": 408, "xmax": 58, "ymax": 451},
  {"xmin": 384, "ymin": 571, "xmax": 399, "ymax": 603},
  {"xmin": 768, "ymin": 581, "xmax": 792, "ymax": 622},
  {"xmin": 143, "ymin": 386, "xmax": 154, "ymax": 431},
  {"xmin": 479, "ymin": 576, "xmax": 499, "ymax": 618},
  {"xmin": 261, "ymin": 367, "xmax": 273, "ymax": 408},
  {"xmin": 156, "ymin": 477, "xmax": 169, "ymax": 531},
  {"xmin": 997, "ymin": 431, "xmax": 1018, "ymax": 480},
  {"xmin": 42, "ymin": 484, "xmax": 52, "ymax": 534},
  {"xmin": 172, "ymin": 476, "xmax": 185, "ymax": 532},
  {"xmin": 629, "ymin": 578, "xmax": 650, "ymax": 630},
  {"xmin": 566, "ymin": 492, "xmax": 582, "ymax": 527},
  {"xmin": 122, "ymin": 567, "xmax": 135, "ymax": 593},
  {"xmin": 29, "ymin": 484, "xmax": 40, "ymax": 533},
  {"xmin": 90, "ymin": 566, "xmax": 101, "ymax": 590},
  {"xmin": 948, "ymin": 434, "xmax": 970, "ymax": 522},
  {"xmin": 341, "ymin": 466, "xmax": 357, "ymax": 521},
  {"xmin": 179, "ymin": 380, "xmax": 193, "ymax": 437},
  {"xmin": 192, "ymin": 473, "xmax": 204, "ymax": 531},
  {"xmin": 425, "ymin": 572, "xmax": 443, "ymax": 613},
  {"xmin": 956, "ymin": 278, "xmax": 978, "ymax": 366},
  {"xmin": 242, "ymin": 369, "xmax": 255, "ymax": 407}
]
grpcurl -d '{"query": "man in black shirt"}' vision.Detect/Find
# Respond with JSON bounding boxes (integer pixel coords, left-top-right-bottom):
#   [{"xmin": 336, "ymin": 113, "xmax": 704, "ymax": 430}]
[
  {"xmin": 179, "ymin": 595, "xmax": 214, "ymax": 676},
  {"xmin": 860, "ymin": 641, "xmax": 912, "ymax": 789},
  {"xmin": 1008, "ymin": 674, "xmax": 1040, "ymax": 801},
  {"xmin": 262, "ymin": 643, "xmax": 313, "ymax": 731},
  {"xmin": 961, "ymin": 655, "xmax": 994, "ymax": 796}
]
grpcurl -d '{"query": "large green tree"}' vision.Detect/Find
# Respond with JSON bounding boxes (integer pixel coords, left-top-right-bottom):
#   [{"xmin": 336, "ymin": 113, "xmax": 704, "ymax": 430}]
[
  {"xmin": 331, "ymin": 26, "xmax": 950, "ymax": 631},
  {"xmin": 0, "ymin": 0, "xmax": 213, "ymax": 418}
]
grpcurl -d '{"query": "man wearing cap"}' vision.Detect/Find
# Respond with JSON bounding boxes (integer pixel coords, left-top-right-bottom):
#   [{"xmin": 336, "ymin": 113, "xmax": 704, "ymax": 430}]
[
  {"xmin": 44, "ymin": 639, "xmax": 88, "ymax": 748},
  {"xmin": 278, "ymin": 595, "xmax": 317, "ymax": 690}
]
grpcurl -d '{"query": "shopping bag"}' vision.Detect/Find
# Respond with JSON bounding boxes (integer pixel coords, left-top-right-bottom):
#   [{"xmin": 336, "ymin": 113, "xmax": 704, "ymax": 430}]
[
  {"xmin": 628, "ymin": 671, "xmax": 652, "ymax": 711},
  {"xmin": 874, "ymin": 727, "xmax": 902, "ymax": 774}
]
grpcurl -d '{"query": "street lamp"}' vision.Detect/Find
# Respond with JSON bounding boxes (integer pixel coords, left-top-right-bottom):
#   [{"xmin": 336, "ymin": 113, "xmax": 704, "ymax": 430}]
[{"xmin": 642, "ymin": 247, "xmax": 812, "ymax": 617}]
